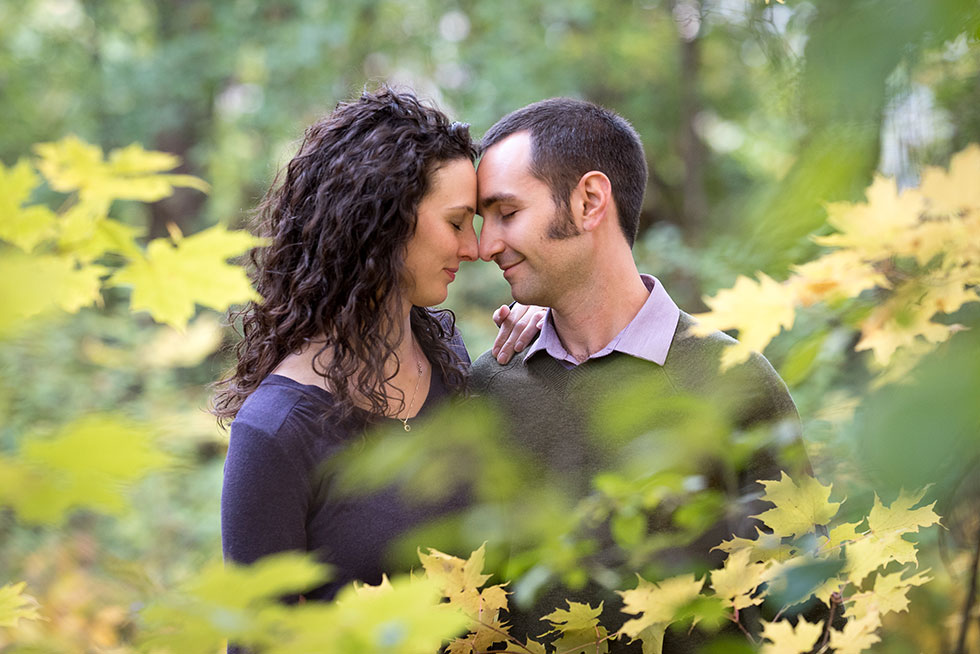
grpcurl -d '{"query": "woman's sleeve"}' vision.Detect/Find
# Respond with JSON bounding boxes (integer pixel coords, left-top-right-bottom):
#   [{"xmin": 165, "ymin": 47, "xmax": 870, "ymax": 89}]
[{"xmin": 221, "ymin": 421, "xmax": 311, "ymax": 565}]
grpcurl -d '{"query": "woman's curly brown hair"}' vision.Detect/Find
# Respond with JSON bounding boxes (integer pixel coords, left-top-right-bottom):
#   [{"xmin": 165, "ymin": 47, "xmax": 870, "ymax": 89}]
[{"xmin": 212, "ymin": 87, "xmax": 476, "ymax": 425}]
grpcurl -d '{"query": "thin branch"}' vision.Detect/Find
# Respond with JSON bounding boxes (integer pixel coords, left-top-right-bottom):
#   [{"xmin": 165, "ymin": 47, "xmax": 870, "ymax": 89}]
[
  {"xmin": 727, "ymin": 612, "xmax": 758, "ymax": 645},
  {"xmin": 819, "ymin": 592, "xmax": 840, "ymax": 651},
  {"xmin": 954, "ymin": 518, "xmax": 980, "ymax": 654}
]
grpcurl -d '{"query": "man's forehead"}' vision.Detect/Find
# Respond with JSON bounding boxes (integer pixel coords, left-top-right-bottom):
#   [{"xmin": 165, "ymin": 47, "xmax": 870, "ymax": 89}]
[{"xmin": 477, "ymin": 132, "xmax": 533, "ymax": 207}]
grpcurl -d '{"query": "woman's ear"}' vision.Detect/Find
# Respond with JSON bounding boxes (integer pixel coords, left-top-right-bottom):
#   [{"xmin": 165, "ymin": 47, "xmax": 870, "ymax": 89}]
[{"xmin": 573, "ymin": 171, "xmax": 612, "ymax": 233}]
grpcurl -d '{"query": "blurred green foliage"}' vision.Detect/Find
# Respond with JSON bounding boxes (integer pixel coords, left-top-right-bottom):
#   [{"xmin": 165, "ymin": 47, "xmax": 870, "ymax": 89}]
[{"xmin": 2, "ymin": 0, "xmax": 980, "ymax": 651}]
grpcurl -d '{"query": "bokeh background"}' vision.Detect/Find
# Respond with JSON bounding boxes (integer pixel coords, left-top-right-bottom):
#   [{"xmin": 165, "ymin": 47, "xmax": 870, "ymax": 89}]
[{"xmin": 2, "ymin": 0, "xmax": 980, "ymax": 651}]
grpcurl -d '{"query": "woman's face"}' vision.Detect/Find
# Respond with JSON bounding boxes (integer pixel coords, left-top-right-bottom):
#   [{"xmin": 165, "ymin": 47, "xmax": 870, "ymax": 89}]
[{"xmin": 403, "ymin": 158, "xmax": 479, "ymax": 307}]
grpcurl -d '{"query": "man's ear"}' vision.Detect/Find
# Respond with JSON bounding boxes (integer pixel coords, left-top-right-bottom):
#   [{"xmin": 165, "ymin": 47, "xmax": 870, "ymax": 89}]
[{"xmin": 573, "ymin": 171, "xmax": 612, "ymax": 232}]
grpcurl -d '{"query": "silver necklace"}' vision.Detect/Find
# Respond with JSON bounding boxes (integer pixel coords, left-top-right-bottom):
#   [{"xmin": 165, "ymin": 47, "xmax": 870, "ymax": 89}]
[{"xmin": 400, "ymin": 345, "xmax": 424, "ymax": 432}]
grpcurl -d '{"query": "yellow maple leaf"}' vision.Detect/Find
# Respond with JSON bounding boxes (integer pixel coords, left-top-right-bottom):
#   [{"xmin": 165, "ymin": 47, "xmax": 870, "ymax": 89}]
[
  {"xmin": 823, "ymin": 521, "xmax": 865, "ymax": 552},
  {"xmin": 828, "ymin": 611, "xmax": 881, "ymax": 654},
  {"xmin": 843, "ymin": 532, "xmax": 916, "ymax": 588},
  {"xmin": 419, "ymin": 543, "xmax": 493, "ymax": 598},
  {"xmin": 541, "ymin": 600, "xmax": 604, "ymax": 634},
  {"xmin": 849, "ymin": 568, "xmax": 932, "ymax": 619},
  {"xmin": 0, "ymin": 250, "xmax": 104, "ymax": 337},
  {"xmin": 759, "ymin": 616, "xmax": 822, "ymax": 654},
  {"xmin": 110, "ymin": 223, "xmax": 263, "ymax": 329},
  {"xmin": 919, "ymin": 274, "xmax": 980, "ymax": 316},
  {"xmin": 789, "ymin": 249, "xmax": 887, "ymax": 307},
  {"xmin": 841, "ymin": 490, "xmax": 938, "ymax": 588},
  {"xmin": 689, "ymin": 273, "xmax": 796, "ymax": 369},
  {"xmin": 895, "ymin": 216, "xmax": 968, "ymax": 266},
  {"xmin": 713, "ymin": 526, "xmax": 796, "ymax": 563},
  {"xmin": 33, "ymin": 135, "xmax": 210, "ymax": 203},
  {"xmin": 856, "ymin": 291, "xmax": 955, "ymax": 366},
  {"xmin": 616, "ymin": 573, "xmax": 704, "ymax": 641},
  {"xmin": 753, "ymin": 472, "xmax": 842, "ymax": 539},
  {"xmin": 815, "ymin": 176, "xmax": 923, "ymax": 259},
  {"xmin": 919, "ymin": 144, "xmax": 980, "ymax": 215},
  {"xmin": 709, "ymin": 548, "xmax": 768, "ymax": 610},
  {"xmin": 0, "ymin": 582, "xmax": 40, "ymax": 628},
  {"xmin": 867, "ymin": 489, "xmax": 941, "ymax": 536},
  {"xmin": 0, "ymin": 159, "xmax": 58, "ymax": 252}
]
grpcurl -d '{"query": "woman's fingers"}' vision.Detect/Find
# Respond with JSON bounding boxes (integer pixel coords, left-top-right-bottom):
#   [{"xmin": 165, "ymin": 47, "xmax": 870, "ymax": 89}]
[{"xmin": 492, "ymin": 303, "xmax": 547, "ymax": 364}]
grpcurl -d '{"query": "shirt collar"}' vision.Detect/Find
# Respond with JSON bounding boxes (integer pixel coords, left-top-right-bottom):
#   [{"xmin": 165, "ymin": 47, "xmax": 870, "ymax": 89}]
[{"xmin": 522, "ymin": 274, "xmax": 681, "ymax": 367}]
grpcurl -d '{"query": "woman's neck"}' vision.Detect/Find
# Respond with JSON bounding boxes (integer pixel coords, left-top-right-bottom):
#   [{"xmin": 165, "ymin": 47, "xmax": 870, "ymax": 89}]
[{"xmin": 271, "ymin": 302, "xmax": 432, "ymax": 418}]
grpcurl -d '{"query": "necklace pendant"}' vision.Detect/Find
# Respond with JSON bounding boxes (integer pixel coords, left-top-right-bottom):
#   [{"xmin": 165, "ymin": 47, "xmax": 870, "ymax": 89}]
[{"xmin": 404, "ymin": 422, "xmax": 411, "ymax": 432}]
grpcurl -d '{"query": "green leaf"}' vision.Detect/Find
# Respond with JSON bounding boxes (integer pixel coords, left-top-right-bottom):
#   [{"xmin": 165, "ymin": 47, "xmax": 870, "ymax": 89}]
[
  {"xmin": 779, "ymin": 328, "xmax": 829, "ymax": 386},
  {"xmin": 0, "ymin": 413, "xmax": 171, "ymax": 524},
  {"xmin": 611, "ymin": 509, "xmax": 647, "ymax": 548},
  {"xmin": 189, "ymin": 553, "xmax": 331, "ymax": 609},
  {"xmin": 111, "ymin": 223, "xmax": 264, "ymax": 329}
]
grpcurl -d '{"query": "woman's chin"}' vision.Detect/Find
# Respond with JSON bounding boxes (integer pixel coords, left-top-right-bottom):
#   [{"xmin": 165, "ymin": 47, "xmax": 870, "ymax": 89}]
[{"xmin": 411, "ymin": 288, "xmax": 450, "ymax": 308}]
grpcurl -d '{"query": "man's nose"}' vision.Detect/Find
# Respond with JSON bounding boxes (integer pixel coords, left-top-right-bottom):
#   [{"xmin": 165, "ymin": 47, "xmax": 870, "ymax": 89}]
[{"xmin": 478, "ymin": 219, "xmax": 503, "ymax": 262}]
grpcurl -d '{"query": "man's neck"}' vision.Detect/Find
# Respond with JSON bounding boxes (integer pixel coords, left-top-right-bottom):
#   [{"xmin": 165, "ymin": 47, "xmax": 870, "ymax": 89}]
[{"xmin": 549, "ymin": 266, "xmax": 650, "ymax": 363}]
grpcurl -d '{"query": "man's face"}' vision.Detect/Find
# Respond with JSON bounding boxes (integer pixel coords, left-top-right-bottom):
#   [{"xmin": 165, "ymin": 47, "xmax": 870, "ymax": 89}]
[{"xmin": 477, "ymin": 132, "xmax": 584, "ymax": 307}]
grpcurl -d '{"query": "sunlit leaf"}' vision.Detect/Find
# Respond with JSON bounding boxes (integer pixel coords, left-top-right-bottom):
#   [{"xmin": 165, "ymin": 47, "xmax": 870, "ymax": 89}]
[
  {"xmin": 919, "ymin": 143, "xmax": 980, "ymax": 215},
  {"xmin": 0, "ymin": 158, "xmax": 57, "ymax": 252},
  {"xmin": 753, "ymin": 472, "xmax": 842, "ymax": 539},
  {"xmin": 760, "ymin": 616, "xmax": 822, "ymax": 654},
  {"xmin": 709, "ymin": 548, "xmax": 768, "ymax": 610},
  {"xmin": 828, "ymin": 611, "xmax": 881, "ymax": 654},
  {"xmin": 111, "ymin": 223, "xmax": 263, "ymax": 329},
  {"xmin": 0, "ymin": 250, "xmax": 104, "ymax": 337},
  {"xmin": 689, "ymin": 273, "xmax": 796, "ymax": 369},
  {"xmin": 541, "ymin": 601, "xmax": 609, "ymax": 654},
  {"xmin": 617, "ymin": 573, "xmax": 703, "ymax": 642},
  {"xmin": 34, "ymin": 135, "xmax": 210, "ymax": 202},
  {"xmin": 814, "ymin": 176, "xmax": 923, "ymax": 258},
  {"xmin": 0, "ymin": 582, "xmax": 40, "ymax": 628}
]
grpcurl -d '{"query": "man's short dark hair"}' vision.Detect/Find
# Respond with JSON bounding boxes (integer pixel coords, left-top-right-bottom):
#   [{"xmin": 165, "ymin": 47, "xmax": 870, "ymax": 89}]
[{"xmin": 480, "ymin": 98, "xmax": 648, "ymax": 246}]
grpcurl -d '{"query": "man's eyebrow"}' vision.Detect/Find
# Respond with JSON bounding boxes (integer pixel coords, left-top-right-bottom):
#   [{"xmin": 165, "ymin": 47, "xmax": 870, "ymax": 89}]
[{"xmin": 478, "ymin": 193, "xmax": 517, "ymax": 212}]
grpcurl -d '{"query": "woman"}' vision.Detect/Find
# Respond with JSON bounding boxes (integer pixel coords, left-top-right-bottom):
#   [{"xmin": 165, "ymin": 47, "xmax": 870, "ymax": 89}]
[{"xmin": 212, "ymin": 87, "xmax": 539, "ymax": 600}]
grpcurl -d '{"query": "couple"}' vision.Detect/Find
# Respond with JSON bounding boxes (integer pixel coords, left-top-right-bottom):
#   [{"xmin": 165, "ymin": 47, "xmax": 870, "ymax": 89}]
[{"xmin": 216, "ymin": 88, "xmax": 799, "ymax": 618}]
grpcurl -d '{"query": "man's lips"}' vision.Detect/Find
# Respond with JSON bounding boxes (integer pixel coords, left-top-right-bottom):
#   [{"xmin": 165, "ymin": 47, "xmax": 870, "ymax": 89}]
[{"xmin": 498, "ymin": 259, "xmax": 523, "ymax": 280}]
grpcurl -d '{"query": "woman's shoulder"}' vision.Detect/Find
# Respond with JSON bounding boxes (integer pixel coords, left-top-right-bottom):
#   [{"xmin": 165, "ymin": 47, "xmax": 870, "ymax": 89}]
[{"xmin": 231, "ymin": 375, "xmax": 343, "ymax": 446}]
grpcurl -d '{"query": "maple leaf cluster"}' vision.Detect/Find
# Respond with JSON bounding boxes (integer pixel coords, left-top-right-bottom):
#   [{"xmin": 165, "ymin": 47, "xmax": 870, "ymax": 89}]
[
  {"xmin": 403, "ymin": 473, "xmax": 941, "ymax": 654},
  {"xmin": 0, "ymin": 136, "xmax": 263, "ymax": 333},
  {"xmin": 712, "ymin": 473, "xmax": 941, "ymax": 654},
  {"xmin": 690, "ymin": 145, "xmax": 980, "ymax": 372}
]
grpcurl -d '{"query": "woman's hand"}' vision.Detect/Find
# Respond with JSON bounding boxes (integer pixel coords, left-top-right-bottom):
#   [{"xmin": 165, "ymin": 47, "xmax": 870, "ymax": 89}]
[{"xmin": 491, "ymin": 303, "xmax": 548, "ymax": 365}]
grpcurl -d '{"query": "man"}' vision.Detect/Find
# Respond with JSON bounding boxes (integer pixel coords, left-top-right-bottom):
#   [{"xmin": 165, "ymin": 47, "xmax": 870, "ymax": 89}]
[{"xmin": 470, "ymin": 98, "xmax": 804, "ymax": 649}]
